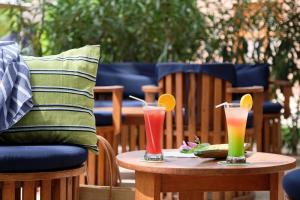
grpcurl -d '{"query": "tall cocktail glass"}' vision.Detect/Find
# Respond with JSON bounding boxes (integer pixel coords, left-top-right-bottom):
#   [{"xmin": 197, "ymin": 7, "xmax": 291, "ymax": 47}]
[
  {"xmin": 224, "ymin": 103, "xmax": 248, "ymax": 163},
  {"xmin": 143, "ymin": 104, "xmax": 166, "ymax": 161}
]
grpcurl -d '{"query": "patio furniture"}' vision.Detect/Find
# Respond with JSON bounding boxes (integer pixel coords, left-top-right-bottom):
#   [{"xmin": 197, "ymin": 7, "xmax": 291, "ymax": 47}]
[
  {"xmin": 143, "ymin": 63, "xmax": 263, "ymax": 151},
  {"xmin": 117, "ymin": 150, "xmax": 296, "ymax": 200},
  {"xmin": 80, "ymin": 135, "xmax": 135, "ymax": 200},
  {"xmin": 282, "ymin": 168, "xmax": 300, "ymax": 200},
  {"xmin": 89, "ymin": 62, "xmax": 157, "ymax": 186},
  {"xmin": 95, "ymin": 63, "xmax": 157, "ymax": 152},
  {"xmin": 0, "ymin": 145, "xmax": 87, "ymax": 200},
  {"xmin": 87, "ymin": 86, "xmax": 123, "ymax": 186},
  {"xmin": 142, "ymin": 63, "xmax": 265, "ymax": 200},
  {"xmin": 234, "ymin": 64, "xmax": 292, "ymax": 153}
]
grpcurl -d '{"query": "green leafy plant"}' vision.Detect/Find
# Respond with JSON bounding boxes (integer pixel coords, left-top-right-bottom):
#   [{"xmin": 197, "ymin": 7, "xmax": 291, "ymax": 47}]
[
  {"xmin": 201, "ymin": 0, "xmax": 299, "ymax": 83},
  {"xmin": 42, "ymin": 0, "xmax": 207, "ymax": 62}
]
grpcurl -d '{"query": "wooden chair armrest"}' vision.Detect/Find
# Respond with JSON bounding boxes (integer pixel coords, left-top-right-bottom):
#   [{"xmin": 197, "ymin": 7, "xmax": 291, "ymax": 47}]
[
  {"xmin": 227, "ymin": 86, "xmax": 264, "ymax": 151},
  {"xmin": 269, "ymin": 79, "xmax": 292, "ymax": 87},
  {"xmin": 94, "ymin": 86, "xmax": 123, "ymax": 135},
  {"xmin": 94, "ymin": 86, "xmax": 124, "ymax": 93},
  {"xmin": 269, "ymin": 80, "xmax": 292, "ymax": 118},
  {"xmin": 142, "ymin": 85, "xmax": 160, "ymax": 93},
  {"xmin": 142, "ymin": 85, "xmax": 159, "ymax": 103},
  {"xmin": 226, "ymin": 86, "xmax": 264, "ymax": 94}
]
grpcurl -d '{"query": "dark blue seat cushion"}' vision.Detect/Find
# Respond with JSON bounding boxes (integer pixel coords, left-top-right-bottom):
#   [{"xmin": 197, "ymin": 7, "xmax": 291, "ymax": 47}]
[
  {"xmin": 94, "ymin": 110, "xmax": 114, "ymax": 126},
  {"xmin": 0, "ymin": 145, "xmax": 87, "ymax": 172},
  {"xmin": 94, "ymin": 100, "xmax": 143, "ymax": 126},
  {"xmin": 94, "ymin": 100, "xmax": 143, "ymax": 108},
  {"xmin": 157, "ymin": 63, "xmax": 236, "ymax": 83},
  {"xmin": 231, "ymin": 100, "xmax": 253, "ymax": 128},
  {"xmin": 283, "ymin": 169, "xmax": 300, "ymax": 200},
  {"xmin": 232, "ymin": 100, "xmax": 282, "ymax": 128},
  {"xmin": 96, "ymin": 63, "xmax": 157, "ymax": 98},
  {"xmin": 263, "ymin": 101, "xmax": 282, "ymax": 114},
  {"xmin": 246, "ymin": 112, "xmax": 253, "ymax": 128},
  {"xmin": 234, "ymin": 64, "xmax": 270, "ymax": 89},
  {"xmin": 237, "ymin": 103, "xmax": 281, "ymax": 128}
]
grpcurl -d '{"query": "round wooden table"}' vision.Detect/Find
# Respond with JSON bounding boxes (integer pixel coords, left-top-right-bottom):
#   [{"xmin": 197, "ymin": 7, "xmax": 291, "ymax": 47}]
[{"xmin": 117, "ymin": 150, "xmax": 296, "ymax": 200}]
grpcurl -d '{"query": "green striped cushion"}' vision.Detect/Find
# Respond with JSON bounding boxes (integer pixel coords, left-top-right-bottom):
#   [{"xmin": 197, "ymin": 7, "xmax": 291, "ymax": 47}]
[{"xmin": 0, "ymin": 45, "xmax": 100, "ymax": 151}]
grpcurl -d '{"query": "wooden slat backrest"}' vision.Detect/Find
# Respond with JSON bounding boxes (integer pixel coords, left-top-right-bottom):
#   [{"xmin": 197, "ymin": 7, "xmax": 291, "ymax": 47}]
[
  {"xmin": 165, "ymin": 75, "xmax": 173, "ymax": 149},
  {"xmin": 159, "ymin": 72, "xmax": 232, "ymax": 148},
  {"xmin": 200, "ymin": 74, "xmax": 210, "ymax": 143},
  {"xmin": 175, "ymin": 73, "xmax": 184, "ymax": 148}
]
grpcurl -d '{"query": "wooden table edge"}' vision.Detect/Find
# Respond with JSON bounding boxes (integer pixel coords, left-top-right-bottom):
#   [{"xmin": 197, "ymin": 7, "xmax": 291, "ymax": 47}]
[{"xmin": 116, "ymin": 151, "xmax": 297, "ymax": 176}]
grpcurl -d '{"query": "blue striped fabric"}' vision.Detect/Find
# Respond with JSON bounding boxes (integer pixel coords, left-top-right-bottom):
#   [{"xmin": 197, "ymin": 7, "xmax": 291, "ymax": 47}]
[{"xmin": 0, "ymin": 41, "xmax": 33, "ymax": 131}]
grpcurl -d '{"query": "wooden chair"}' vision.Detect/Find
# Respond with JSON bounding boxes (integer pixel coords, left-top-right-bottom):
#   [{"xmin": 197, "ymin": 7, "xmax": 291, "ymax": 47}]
[
  {"xmin": 263, "ymin": 80, "xmax": 292, "ymax": 153},
  {"xmin": 234, "ymin": 64, "xmax": 292, "ymax": 153},
  {"xmin": 0, "ymin": 145, "xmax": 87, "ymax": 200},
  {"xmin": 88, "ymin": 63, "xmax": 156, "ymax": 187},
  {"xmin": 94, "ymin": 63, "xmax": 156, "ymax": 153},
  {"xmin": 80, "ymin": 135, "xmax": 135, "ymax": 200},
  {"xmin": 143, "ymin": 63, "xmax": 264, "ymax": 151},
  {"xmin": 0, "ymin": 166, "xmax": 84, "ymax": 200},
  {"xmin": 226, "ymin": 86, "xmax": 264, "ymax": 151},
  {"xmin": 143, "ymin": 63, "xmax": 264, "ymax": 200},
  {"xmin": 86, "ymin": 86, "xmax": 123, "ymax": 186}
]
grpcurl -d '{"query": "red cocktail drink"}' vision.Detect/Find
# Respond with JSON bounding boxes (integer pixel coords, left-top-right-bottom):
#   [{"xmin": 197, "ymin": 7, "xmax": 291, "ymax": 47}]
[{"xmin": 143, "ymin": 105, "xmax": 165, "ymax": 161}]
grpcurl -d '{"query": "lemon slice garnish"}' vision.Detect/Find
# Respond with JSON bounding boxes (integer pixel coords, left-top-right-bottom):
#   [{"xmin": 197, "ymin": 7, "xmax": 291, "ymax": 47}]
[
  {"xmin": 158, "ymin": 94, "xmax": 176, "ymax": 112},
  {"xmin": 240, "ymin": 94, "xmax": 253, "ymax": 111}
]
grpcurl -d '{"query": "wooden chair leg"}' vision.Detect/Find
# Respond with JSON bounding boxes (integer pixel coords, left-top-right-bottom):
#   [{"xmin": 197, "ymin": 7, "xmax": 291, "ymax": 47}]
[
  {"xmin": 139, "ymin": 125, "xmax": 146, "ymax": 150},
  {"xmin": 264, "ymin": 118, "xmax": 270, "ymax": 152},
  {"xmin": 105, "ymin": 131, "xmax": 113, "ymax": 186},
  {"xmin": 87, "ymin": 152, "xmax": 96, "ymax": 185},
  {"xmin": 113, "ymin": 133, "xmax": 119, "ymax": 155},
  {"xmin": 275, "ymin": 118, "xmax": 282, "ymax": 154},
  {"xmin": 263, "ymin": 115, "xmax": 281, "ymax": 153},
  {"xmin": 130, "ymin": 125, "xmax": 136, "ymax": 151},
  {"xmin": 97, "ymin": 131, "xmax": 106, "ymax": 186},
  {"xmin": 121, "ymin": 125, "xmax": 128, "ymax": 153}
]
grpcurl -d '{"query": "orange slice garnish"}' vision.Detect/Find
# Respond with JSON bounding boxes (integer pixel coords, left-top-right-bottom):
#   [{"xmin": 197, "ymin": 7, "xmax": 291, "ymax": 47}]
[
  {"xmin": 158, "ymin": 94, "xmax": 176, "ymax": 112},
  {"xmin": 240, "ymin": 94, "xmax": 253, "ymax": 111}
]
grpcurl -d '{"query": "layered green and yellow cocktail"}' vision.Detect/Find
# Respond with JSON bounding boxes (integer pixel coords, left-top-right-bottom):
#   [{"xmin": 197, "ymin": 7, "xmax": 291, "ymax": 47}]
[
  {"xmin": 225, "ymin": 104, "xmax": 248, "ymax": 163},
  {"xmin": 224, "ymin": 94, "xmax": 252, "ymax": 163}
]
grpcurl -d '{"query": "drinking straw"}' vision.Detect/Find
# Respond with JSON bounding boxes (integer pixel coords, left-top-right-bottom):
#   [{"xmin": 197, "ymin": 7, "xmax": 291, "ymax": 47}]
[
  {"xmin": 145, "ymin": 112, "xmax": 157, "ymax": 152},
  {"xmin": 129, "ymin": 95, "xmax": 147, "ymax": 105},
  {"xmin": 215, "ymin": 102, "xmax": 228, "ymax": 108}
]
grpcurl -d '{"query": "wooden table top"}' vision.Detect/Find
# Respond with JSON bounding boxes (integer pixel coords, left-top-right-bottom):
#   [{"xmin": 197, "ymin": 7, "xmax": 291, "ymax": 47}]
[{"xmin": 117, "ymin": 150, "xmax": 296, "ymax": 176}]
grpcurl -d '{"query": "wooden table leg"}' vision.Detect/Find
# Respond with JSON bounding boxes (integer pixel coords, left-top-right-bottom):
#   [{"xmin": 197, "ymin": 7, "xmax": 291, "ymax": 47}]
[
  {"xmin": 135, "ymin": 172, "xmax": 161, "ymax": 200},
  {"xmin": 270, "ymin": 172, "xmax": 284, "ymax": 200},
  {"xmin": 179, "ymin": 191, "xmax": 204, "ymax": 200}
]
